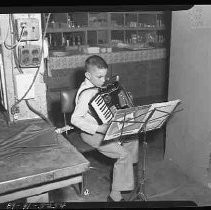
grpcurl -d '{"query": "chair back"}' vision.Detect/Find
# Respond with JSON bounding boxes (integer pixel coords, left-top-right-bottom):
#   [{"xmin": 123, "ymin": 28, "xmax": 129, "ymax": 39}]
[
  {"xmin": 60, "ymin": 88, "xmax": 95, "ymax": 152},
  {"xmin": 60, "ymin": 89, "xmax": 78, "ymax": 114}
]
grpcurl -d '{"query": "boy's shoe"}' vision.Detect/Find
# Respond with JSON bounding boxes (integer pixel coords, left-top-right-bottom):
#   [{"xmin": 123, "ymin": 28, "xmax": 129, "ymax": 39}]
[{"xmin": 107, "ymin": 195, "xmax": 125, "ymax": 202}]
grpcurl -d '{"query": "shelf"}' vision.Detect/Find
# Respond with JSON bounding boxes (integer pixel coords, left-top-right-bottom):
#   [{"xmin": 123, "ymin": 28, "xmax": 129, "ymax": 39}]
[
  {"xmin": 47, "ymin": 26, "xmax": 166, "ymax": 33},
  {"xmin": 108, "ymin": 11, "xmax": 165, "ymax": 14},
  {"xmin": 46, "ymin": 27, "xmax": 110, "ymax": 33},
  {"xmin": 44, "ymin": 11, "xmax": 168, "ymax": 52},
  {"xmin": 48, "ymin": 48, "xmax": 166, "ymax": 70},
  {"xmin": 109, "ymin": 26, "xmax": 165, "ymax": 30}
]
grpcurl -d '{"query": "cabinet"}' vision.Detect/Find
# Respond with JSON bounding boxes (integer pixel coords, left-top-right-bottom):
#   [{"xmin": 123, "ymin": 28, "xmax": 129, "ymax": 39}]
[
  {"xmin": 44, "ymin": 11, "xmax": 171, "ymax": 127},
  {"xmin": 43, "ymin": 12, "xmax": 168, "ymax": 53}
]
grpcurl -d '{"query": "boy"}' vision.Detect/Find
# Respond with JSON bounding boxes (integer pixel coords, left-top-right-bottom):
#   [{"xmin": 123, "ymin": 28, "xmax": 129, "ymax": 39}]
[{"xmin": 71, "ymin": 55, "xmax": 138, "ymax": 202}]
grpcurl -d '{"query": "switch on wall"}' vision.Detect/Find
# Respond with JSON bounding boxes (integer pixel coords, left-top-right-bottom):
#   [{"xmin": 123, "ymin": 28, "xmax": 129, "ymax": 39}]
[
  {"xmin": 15, "ymin": 73, "xmax": 35, "ymax": 100},
  {"xmin": 16, "ymin": 18, "xmax": 40, "ymax": 41}
]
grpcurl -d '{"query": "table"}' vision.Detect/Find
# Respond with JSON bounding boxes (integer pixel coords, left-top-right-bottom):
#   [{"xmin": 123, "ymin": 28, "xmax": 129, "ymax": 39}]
[{"xmin": 0, "ymin": 124, "xmax": 90, "ymax": 203}]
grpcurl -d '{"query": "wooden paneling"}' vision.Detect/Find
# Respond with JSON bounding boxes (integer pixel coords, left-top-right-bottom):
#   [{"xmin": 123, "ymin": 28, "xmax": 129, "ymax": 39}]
[
  {"xmin": 111, "ymin": 61, "xmax": 148, "ymax": 99},
  {"xmin": 111, "ymin": 59, "xmax": 167, "ymax": 103},
  {"xmin": 147, "ymin": 59, "xmax": 166, "ymax": 96},
  {"xmin": 46, "ymin": 67, "xmax": 85, "ymax": 91},
  {"xmin": 46, "ymin": 59, "xmax": 167, "ymax": 125},
  {"xmin": 46, "ymin": 64, "xmax": 112, "ymax": 91}
]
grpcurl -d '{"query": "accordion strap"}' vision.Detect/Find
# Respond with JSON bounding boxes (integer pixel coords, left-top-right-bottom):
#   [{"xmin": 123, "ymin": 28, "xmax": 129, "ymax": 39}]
[
  {"xmin": 77, "ymin": 86, "xmax": 99, "ymax": 100},
  {"xmin": 77, "ymin": 86, "xmax": 100, "ymax": 123}
]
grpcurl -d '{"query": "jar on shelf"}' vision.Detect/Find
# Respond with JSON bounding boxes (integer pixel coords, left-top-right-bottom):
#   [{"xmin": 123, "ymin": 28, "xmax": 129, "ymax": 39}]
[
  {"xmin": 77, "ymin": 35, "xmax": 81, "ymax": 46},
  {"xmin": 72, "ymin": 36, "xmax": 75, "ymax": 46},
  {"xmin": 131, "ymin": 34, "xmax": 137, "ymax": 44}
]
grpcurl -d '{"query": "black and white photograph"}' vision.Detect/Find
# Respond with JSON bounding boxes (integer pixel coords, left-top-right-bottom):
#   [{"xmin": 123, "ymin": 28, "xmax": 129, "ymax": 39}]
[{"xmin": 0, "ymin": 4, "xmax": 210, "ymax": 208}]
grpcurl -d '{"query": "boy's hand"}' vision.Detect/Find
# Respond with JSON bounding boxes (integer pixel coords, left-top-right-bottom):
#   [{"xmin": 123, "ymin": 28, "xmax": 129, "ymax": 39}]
[{"xmin": 97, "ymin": 124, "xmax": 109, "ymax": 134}]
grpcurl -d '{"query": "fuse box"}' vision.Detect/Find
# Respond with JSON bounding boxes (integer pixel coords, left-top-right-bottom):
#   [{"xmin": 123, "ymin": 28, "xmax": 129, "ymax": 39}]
[
  {"xmin": 16, "ymin": 18, "xmax": 40, "ymax": 41},
  {"xmin": 15, "ymin": 73, "xmax": 35, "ymax": 100},
  {"xmin": 18, "ymin": 44, "xmax": 41, "ymax": 68}
]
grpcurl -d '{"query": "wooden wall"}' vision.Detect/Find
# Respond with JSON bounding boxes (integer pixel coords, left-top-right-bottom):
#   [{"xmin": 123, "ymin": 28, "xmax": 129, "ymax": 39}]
[
  {"xmin": 166, "ymin": 5, "xmax": 211, "ymax": 187},
  {"xmin": 0, "ymin": 14, "xmax": 47, "ymax": 122}
]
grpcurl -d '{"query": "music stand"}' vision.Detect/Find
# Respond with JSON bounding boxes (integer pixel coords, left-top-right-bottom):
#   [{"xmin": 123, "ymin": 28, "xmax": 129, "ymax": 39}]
[
  {"xmin": 103, "ymin": 100, "xmax": 182, "ymax": 202},
  {"xmin": 130, "ymin": 108, "xmax": 156, "ymax": 201},
  {"xmin": 128, "ymin": 104, "xmax": 181, "ymax": 201}
]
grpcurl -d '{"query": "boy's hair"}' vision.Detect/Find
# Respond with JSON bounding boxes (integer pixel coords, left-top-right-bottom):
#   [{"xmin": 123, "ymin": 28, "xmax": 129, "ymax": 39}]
[{"xmin": 85, "ymin": 55, "xmax": 108, "ymax": 72}]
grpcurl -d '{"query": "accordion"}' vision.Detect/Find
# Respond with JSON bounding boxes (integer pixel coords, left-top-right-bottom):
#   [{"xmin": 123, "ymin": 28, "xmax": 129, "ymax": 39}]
[{"xmin": 89, "ymin": 81, "xmax": 134, "ymax": 125}]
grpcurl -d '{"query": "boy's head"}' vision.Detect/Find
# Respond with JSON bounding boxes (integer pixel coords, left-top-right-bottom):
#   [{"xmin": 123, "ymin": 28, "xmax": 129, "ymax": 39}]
[{"xmin": 85, "ymin": 55, "xmax": 108, "ymax": 88}]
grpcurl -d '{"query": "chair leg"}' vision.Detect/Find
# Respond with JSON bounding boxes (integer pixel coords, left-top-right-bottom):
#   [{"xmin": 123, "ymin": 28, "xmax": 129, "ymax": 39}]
[
  {"xmin": 79, "ymin": 173, "xmax": 90, "ymax": 196},
  {"xmin": 78, "ymin": 174, "xmax": 84, "ymax": 195},
  {"xmin": 63, "ymin": 113, "xmax": 68, "ymax": 136}
]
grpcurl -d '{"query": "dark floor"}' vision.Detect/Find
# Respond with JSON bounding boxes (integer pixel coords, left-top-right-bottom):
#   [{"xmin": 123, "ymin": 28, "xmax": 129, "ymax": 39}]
[
  {"xmin": 0, "ymin": 117, "xmax": 211, "ymax": 206},
  {"xmin": 49, "ymin": 130, "xmax": 211, "ymax": 206}
]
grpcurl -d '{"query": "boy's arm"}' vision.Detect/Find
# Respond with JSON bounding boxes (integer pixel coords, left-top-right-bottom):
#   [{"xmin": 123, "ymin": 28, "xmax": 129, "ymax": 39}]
[{"xmin": 71, "ymin": 90, "xmax": 106, "ymax": 135}]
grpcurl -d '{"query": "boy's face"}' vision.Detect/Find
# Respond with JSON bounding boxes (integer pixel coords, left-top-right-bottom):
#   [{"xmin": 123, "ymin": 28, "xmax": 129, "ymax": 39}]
[{"xmin": 86, "ymin": 66, "xmax": 108, "ymax": 88}]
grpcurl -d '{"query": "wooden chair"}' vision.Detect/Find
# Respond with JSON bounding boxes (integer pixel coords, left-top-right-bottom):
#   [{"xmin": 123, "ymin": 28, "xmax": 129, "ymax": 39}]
[{"xmin": 60, "ymin": 89, "xmax": 97, "ymax": 196}]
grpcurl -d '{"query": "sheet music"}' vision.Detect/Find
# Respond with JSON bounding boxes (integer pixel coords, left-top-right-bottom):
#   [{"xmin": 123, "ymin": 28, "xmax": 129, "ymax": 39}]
[
  {"xmin": 145, "ymin": 99, "xmax": 181, "ymax": 131},
  {"xmin": 104, "ymin": 105, "xmax": 150, "ymax": 141},
  {"xmin": 104, "ymin": 99, "xmax": 181, "ymax": 141}
]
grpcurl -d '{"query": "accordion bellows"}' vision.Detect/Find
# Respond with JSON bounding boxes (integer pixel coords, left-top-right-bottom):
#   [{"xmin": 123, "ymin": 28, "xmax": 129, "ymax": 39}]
[{"xmin": 89, "ymin": 81, "xmax": 134, "ymax": 125}]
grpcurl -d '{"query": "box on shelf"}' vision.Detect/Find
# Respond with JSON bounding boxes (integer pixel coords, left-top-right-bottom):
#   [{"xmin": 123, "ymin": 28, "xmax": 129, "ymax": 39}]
[{"xmin": 79, "ymin": 46, "xmax": 100, "ymax": 54}]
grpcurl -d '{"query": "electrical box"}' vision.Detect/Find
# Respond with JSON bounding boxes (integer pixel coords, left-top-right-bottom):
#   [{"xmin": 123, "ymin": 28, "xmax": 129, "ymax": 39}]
[
  {"xmin": 18, "ymin": 44, "xmax": 41, "ymax": 68},
  {"xmin": 16, "ymin": 18, "xmax": 40, "ymax": 41},
  {"xmin": 15, "ymin": 74, "xmax": 35, "ymax": 100}
]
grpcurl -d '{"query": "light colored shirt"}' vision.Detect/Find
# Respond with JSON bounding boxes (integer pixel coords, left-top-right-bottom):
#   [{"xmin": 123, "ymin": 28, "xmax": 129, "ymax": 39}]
[{"xmin": 71, "ymin": 78, "xmax": 100, "ymax": 135}]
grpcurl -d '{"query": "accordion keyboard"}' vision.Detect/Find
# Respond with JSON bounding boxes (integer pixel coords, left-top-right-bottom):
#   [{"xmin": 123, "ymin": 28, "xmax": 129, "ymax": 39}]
[{"xmin": 91, "ymin": 94, "xmax": 114, "ymax": 124}]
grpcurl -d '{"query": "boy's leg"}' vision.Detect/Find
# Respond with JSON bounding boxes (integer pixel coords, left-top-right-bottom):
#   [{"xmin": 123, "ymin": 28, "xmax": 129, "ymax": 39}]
[
  {"xmin": 98, "ymin": 141, "xmax": 134, "ymax": 192},
  {"xmin": 81, "ymin": 132, "xmax": 135, "ymax": 200},
  {"xmin": 123, "ymin": 139, "xmax": 139, "ymax": 187},
  {"xmin": 123, "ymin": 139, "xmax": 139, "ymax": 164}
]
